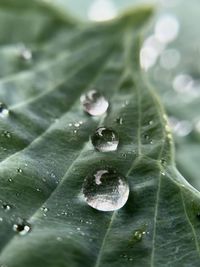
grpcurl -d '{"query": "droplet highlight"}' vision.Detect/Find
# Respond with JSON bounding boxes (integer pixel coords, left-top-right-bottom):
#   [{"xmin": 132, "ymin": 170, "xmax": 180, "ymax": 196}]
[
  {"xmin": 91, "ymin": 127, "xmax": 119, "ymax": 152},
  {"xmin": 80, "ymin": 90, "xmax": 109, "ymax": 116},
  {"xmin": 82, "ymin": 169, "xmax": 129, "ymax": 211}
]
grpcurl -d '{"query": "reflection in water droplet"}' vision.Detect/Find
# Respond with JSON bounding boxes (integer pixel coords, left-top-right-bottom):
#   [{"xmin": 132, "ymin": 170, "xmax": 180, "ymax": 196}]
[
  {"xmin": 88, "ymin": 0, "xmax": 117, "ymax": 21},
  {"xmin": 91, "ymin": 127, "xmax": 119, "ymax": 152},
  {"xmin": 83, "ymin": 169, "xmax": 129, "ymax": 211},
  {"xmin": 160, "ymin": 49, "xmax": 180, "ymax": 70},
  {"xmin": 155, "ymin": 14, "xmax": 179, "ymax": 44},
  {"xmin": 13, "ymin": 220, "xmax": 31, "ymax": 235},
  {"xmin": 80, "ymin": 90, "xmax": 109, "ymax": 116},
  {"xmin": 0, "ymin": 103, "xmax": 9, "ymax": 118}
]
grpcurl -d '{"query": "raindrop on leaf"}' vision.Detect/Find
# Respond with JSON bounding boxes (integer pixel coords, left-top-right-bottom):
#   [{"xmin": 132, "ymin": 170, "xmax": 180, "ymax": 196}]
[
  {"xmin": 82, "ymin": 169, "xmax": 129, "ymax": 211},
  {"xmin": 13, "ymin": 220, "xmax": 31, "ymax": 235},
  {"xmin": 80, "ymin": 90, "xmax": 109, "ymax": 116},
  {"xmin": 91, "ymin": 127, "xmax": 119, "ymax": 152}
]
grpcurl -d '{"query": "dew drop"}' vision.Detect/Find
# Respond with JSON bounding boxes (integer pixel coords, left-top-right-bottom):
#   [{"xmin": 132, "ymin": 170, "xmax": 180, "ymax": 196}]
[
  {"xmin": 82, "ymin": 169, "xmax": 129, "ymax": 211},
  {"xmin": 0, "ymin": 103, "xmax": 9, "ymax": 118},
  {"xmin": 2, "ymin": 131, "xmax": 11, "ymax": 138},
  {"xmin": 80, "ymin": 90, "xmax": 109, "ymax": 116},
  {"xmin": 2, "ymin": 203, "xmax": 11, "ymax": 211},
  {"xmin": 19, "ymin": 46, "xmax": 32, "ymax": 61},
  {"xmin": 91, "ymin": 127, "xmax": 119, "ymax": 152},
  {"xmin": 41, "ymin": 206, "xmax": 49, "ymax": 213},
  {"xmin": 133, "ymin": 230, "xmax": 145, "ymax": 241},
  {"xmin": 17, "ymin": 168, "xmax": 23, "ymax": 173},
  {"xmin": 116, "ymin": 117, "xmax": 123, "ymax": 125},
  {"xmin": 13, "ymin": 220, "xmax": 31, "ymax": 235}
]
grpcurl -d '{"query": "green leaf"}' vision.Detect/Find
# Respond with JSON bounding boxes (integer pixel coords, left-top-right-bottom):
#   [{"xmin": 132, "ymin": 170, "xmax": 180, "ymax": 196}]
[{"xmin": 0, "ymin": 1, "xmax": 199, "ymax": 267}]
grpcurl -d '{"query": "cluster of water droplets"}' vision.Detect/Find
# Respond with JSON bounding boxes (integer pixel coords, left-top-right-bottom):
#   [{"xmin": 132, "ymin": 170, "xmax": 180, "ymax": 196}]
[{"xmin": 80, "ymin": 90, "xmax": 130, "ymax": 211}]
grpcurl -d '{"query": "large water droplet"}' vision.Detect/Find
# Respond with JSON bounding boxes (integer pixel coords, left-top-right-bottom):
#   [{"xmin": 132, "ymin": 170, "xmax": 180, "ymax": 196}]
[
  {"xmin": 83, "ymin": 169, "xmax": 129, "ymax": 211},
  {"xmin": 91, "ymin": 127, "xmax": 119, "ymax": 152},
  {"xmin": 80, "ymin": 90, "xmax": 109, "ymax": 116},
  {"xmin": 0, "ymin": 103, "xmax": 9, "ymax": 118},
  {"xmin": 13, "ymin": 220, "xmax": 31, "ymax": 235}
]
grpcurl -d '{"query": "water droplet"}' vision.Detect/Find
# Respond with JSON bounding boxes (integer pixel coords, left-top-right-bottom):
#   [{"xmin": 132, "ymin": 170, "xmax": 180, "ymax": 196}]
[
  {"xmin": 41, "ymin": 206, "xmax": 48, "ymax": 213},
  {"xmin": 116, "ymin": 117, "xmax": 123, "ymax": 125},
  {"xmin": 13, "ymin": 220, "xmax": 31, "ymax": 235},
  {"xmin": 2, "ymin": 131, "xmax": 11, "ymax": 138},
  {"xmin": 149, "ymin": 120, "xmax": 154, "ymax": 125},
  {"xmin": 134, "ymin": 230, "xmax": 143, "ymax": 241},
  {"xmin": 74, "ymin": 122, "xmax": 80, "ymax": 127},
  {"xmin": 82, "ymin": 169, "xmax": 129, "ymax": 211},
  {"xmin": 8, "ymin": 178, "xmax": 13, "ymax": 182},
  {"xmin": 17, "ymin": 168, "xmax": 23, "ymax": 173},
  {"xmin": 0, "ymin": 103, "xmax": 9, "ymax": 118},
  {"xmin": 2, "ymin": 203, "xmax": 11, "ymax": 211},
  {"xmin": 91, "ymin": 127, "xmax": 119, "ymax": 152},
  {"xmin": 0, "ymin": 217, "xmax": 3, "ymax": 222},
  {"xmin": 160, "ymin": 158, "xmax": 166, "ymax": 165},
  {"xmin": 19, "ymin": 46, "xmax": 32, "ymax": 61},
  {"xmin": 80, "ymin": 90, "xmax": 109, "ymax": 116}
]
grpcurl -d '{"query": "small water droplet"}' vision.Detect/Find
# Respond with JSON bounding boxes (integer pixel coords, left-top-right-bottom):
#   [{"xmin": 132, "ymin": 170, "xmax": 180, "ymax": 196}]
[
  {"xmin": 19, "ymin": 46, "xmax": 32, "ymax": 61},
  {"xmin": 91, "ymin": 127, "xmax": 119, "ymax": 152},
  {"xmin": 2, "ymin": 203, "xmax": 11, "ymax": 211},
  {"xmin": 80, "ymin": 90, "xmax": 109, "ymax": 116},
  {"xmin": 149, "ymin": 120, "xmax": 154, "ymax": 125},
  {"xmin": 41, "ymin": 206, "xmax": 48, "ymax": 213},
  {"xmin": 133, "ymin": 230, "xmax": 144, "ymax": 241},
  {"xmin": 0, "ymin": 103, "xmax": 9, "ymax": 118},
  {"xmin": 2, "ymin": 131, "xmax": 11, "ymax": 138},
  {"xmin": 17, "ymin": 168, "xmax": 23, "ymax": 173},
  {"xmin": 8, "ymin": 178, "xmax": 13, "ymax": 182},
  {"xmin": 116, "ymin": 117, "xmax": 123, "ymax": 125},
  {"xmin": 13, "ymin": 220, "xmax": 31, "ymax": 235},
  {"xmin": 0, "ymin": 217, "xmax": 3, "ymax": 222},
  {"xmin": 82, "ymin": 169, "xmax": 129, "ymax": 211}
]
